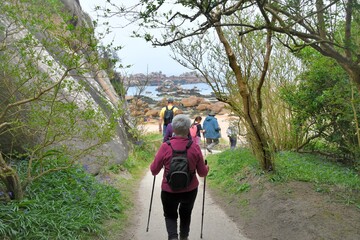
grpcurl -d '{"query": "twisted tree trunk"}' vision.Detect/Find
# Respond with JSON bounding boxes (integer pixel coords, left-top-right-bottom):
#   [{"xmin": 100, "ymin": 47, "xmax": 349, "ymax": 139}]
[
  {"xmin": 214, "ymin": 23, "xmax": 274, "ymax": 171},
  {"xmin": 0, "ymin": 152, "xmax": 23, "ymax": 201}
]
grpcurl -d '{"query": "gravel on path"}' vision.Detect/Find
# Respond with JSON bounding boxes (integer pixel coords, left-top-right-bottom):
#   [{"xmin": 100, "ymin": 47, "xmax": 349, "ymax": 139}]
[{"xmin": 127, "ymin": 168, "xmax": 250, "ymax": 240}]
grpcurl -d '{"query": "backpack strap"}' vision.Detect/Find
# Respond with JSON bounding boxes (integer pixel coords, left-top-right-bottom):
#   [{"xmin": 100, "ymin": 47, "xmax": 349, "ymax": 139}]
[
  {"xmin": 166, "ymin": 139, "xmax": 193, "ymax": 153},
  {"xmin": 166, "ymin": 140, "xmax": 195, "ymax": 177},
  {"xmin": 185, "ymin": 139, "xmax": 193, "ymax": 149},
  {"xmin": 166, "ymin": 140, "xmax": 173, "ymax": 150}
]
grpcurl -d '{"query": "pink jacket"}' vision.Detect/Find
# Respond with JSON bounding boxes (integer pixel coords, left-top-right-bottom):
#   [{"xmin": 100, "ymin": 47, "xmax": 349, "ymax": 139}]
[{"xmin": 150, "ymin": 136, "xmax": 209, "ymax": 193}]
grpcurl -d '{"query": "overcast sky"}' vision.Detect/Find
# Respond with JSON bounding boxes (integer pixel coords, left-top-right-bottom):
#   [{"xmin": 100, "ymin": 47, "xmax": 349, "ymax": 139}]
[{"xmin": 79, "ymin": 0, "xmax": 189, "ymax": 76}]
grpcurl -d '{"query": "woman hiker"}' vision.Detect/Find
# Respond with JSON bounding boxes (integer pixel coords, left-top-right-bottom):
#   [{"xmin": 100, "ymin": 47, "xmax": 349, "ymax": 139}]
[{"xmin": 150, "ymin": 114, "xmax": 209, "ymax": 240}]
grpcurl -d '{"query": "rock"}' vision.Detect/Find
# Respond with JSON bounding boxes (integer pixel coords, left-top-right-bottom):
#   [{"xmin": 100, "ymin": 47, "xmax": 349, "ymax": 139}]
[
  {"xmin": 145, "ymin": 109, "xmax": 160, "ymax": 117},
  {"xmin": 0, "ymin": 1, "xmax": 130, "ymax": 175},
  {"xmin": 181, "ymin": 96, "xmax": 201, "ymax": 107},
  {"xmin": 199, "ymin": 98, "xmax": 210, "ymax": 104},
  {"xmin": 208, "ymin": 101, "xmax": 227, "ymax": 114},
  {"xmin": 197, "ymin": 103, "xmax": 211, "ymax": 111}
]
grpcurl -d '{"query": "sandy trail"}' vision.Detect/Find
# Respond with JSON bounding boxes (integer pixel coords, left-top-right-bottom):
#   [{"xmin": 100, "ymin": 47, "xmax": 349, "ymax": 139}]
[
  {"xmin": 126, "ymin": 164, "xmax": 250, "ymax": 240},
  {"xmin": 142, "ymin": 114, "xmax": 242, "ymax": 144}
]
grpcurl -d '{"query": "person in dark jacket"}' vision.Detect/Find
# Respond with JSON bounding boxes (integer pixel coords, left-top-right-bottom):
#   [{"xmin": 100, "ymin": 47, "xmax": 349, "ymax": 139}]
[
  {"xmin": 203, "ymin": 111, "xmax": 221, "ymax": 153},
  {"xmin": 226, "ymin": 125, "xmax": 238, "ymax": 149},
  {"xmin": 163, "ymin": 109, "xmax": 183, "ymax": 142},
  {"xmin": 150, "ymin": 114, "xmax": 209, "ymax": 240},
  {"xmin": 159, "ymin": 97, "xmax": 178, "ymax": 136}
]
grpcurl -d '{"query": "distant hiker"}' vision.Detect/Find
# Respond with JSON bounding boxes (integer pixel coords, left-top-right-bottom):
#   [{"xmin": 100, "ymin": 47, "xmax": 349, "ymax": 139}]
[
  {"xmin": 163, "ymin": 109, "xmax": 183, "ymax": 142},
  {"xmin": 189, "ymin": 116, "xmax": 203, "ymax": 145},
  {"xmin": 159, "ymin": 97, "xmax": 178, "ymax": 137},
  {"xmin": 203, "ymin": 111, "xmax": 221, "ymax": 153},
  {"xmin": 150, "ymin": 114, "xmax": 209, "ymax": 240},
  {"xmin": 226, "ymin": 122, "xmax": 238, "ymax": 150}
]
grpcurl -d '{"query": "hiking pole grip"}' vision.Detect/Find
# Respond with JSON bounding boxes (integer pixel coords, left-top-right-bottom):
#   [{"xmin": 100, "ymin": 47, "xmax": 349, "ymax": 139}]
[
  {"xmin": 200, "ymin": 160, "xmax": 207, "ymax": 239},
  {"xmin": 146, "ymin": 175, "xmax": 156, "ymax": 232}
]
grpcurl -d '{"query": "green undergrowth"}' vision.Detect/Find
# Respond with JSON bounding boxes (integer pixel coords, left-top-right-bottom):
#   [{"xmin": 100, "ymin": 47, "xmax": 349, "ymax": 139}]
[
  {"xmin": 0, "ymin": 165, "xmax": 122, "ymax": 240},
  {"xmin": 206, "ymin": 148, "xmax": 360, "ymax": 207},
  {"xmin": 97, "ymin": 133, "xmax": 162, "ymax": 239},
  {"xmin": 0, "ymin": 134, "xmax": 161, "ymax": 240}
]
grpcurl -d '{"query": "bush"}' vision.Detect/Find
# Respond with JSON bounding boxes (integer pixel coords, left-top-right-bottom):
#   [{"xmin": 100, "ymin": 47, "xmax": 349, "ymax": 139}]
[{"xmin": 0, "ymin": 165, "xmax": 123, "ymax": 240}]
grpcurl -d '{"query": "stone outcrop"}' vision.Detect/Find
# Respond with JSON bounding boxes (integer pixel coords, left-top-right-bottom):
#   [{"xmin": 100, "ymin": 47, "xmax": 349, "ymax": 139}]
[
  {"xmin": 126, "ymin": 71, "xmax": 205, "ymax": 86},
  {"xmin": 129, "ymin": 95, "xmax": 228, "ymax": 120},
  {"xmin": 0, "ymin": 0, "xmax": 129, "ymax": 175},
  {"xmin": 181, "ymin": 96, "xmax": 202, "ymax": 107}
]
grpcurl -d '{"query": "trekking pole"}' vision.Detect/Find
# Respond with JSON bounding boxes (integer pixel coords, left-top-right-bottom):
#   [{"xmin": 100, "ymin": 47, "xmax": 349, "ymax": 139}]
[
  {"xmin": 200, "ymin": 160, "xmax": 207, "ymax": 239},
  {"xmin": 146, "ymin": 175, "xmax": 156, "ymax": 232}
]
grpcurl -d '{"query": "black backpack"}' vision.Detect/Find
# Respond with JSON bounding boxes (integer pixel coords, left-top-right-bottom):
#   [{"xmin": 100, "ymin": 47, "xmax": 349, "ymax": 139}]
[
  {"xmin": 166, "ymin": 140, "xmax": 194, "ymax": 191},
  {"xmin": 164, "ymin": 106, "xmax": 175, "ymax": 126}
]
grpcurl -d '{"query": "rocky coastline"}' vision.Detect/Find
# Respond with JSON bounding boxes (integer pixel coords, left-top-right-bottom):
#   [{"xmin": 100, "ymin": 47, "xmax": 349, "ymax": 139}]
[
  {"xmin": 125, "ymin": 71, "xmax": 205, "ymax": 87},
  {"xmin": 126, "ymin": 80, "xmax": 231, "ymax": 122}
]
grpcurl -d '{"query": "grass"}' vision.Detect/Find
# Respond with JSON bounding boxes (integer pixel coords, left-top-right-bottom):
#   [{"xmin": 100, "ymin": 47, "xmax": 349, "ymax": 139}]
[
  {"xmin": 2, "ymin": 136, "xmax": 358, "ymax": 239},
  {"xmin": 0, "ymin": 166, "xmax": 122, "ymax": 240},
  {"xmin": 96, "ymin": 133, "xmax": 162, "ymax": 239},
  {"xmin": 0, "ymin": 134, "xmax": 162, "ymax": 240},
  {"xmin": 206, "ymin": 148, "xmax": 360, "ymax": 207}
]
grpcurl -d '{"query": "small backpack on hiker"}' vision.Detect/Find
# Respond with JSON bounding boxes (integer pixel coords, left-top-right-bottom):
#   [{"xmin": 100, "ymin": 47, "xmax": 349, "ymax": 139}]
[
  {"xmin": 189, "ymin": 124, "xmax": 198, "ymax": 138},
  {"xmin": 166, "ymin": 139, "xmax": 194, "ymax": 190},
  {"xmin": 163, "ymin": 106, "xmax": 175, "ymax": 126}
]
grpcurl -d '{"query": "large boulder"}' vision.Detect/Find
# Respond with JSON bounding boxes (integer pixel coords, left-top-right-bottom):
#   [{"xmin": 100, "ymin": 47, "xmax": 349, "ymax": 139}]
[
  {"xmin": 181, "ymin": 96, "xmax": 201, "ymax": 107},
  {"xmin": 0, "ymin": 0, "xmax": 130, "ymax": 175},
  {"xmin": 197, "ymin": 103, "xmax": 211, "ymax": 111},
  {"xmin": 145, "ymin": 109, "xmax": 160, "ymax": 117},
  {"xmin": 208, "ymin": 102, "xmax": 227, "ymax": 114}
]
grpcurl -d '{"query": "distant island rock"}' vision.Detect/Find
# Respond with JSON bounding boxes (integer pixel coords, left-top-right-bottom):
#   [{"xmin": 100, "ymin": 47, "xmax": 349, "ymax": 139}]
[{"xmin": 125, "ymin": 71, "xmax": 205, "ymax": 86}]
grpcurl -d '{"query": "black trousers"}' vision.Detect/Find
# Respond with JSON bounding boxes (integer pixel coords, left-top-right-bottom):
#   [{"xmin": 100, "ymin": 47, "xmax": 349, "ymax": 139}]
[
  {"xmin": 229, "ymin": 137, "xmax": 237, "ymax": 149},
  {"xmin": 161, "ymin": 188, "xmax": 198, "ymax": 240}
]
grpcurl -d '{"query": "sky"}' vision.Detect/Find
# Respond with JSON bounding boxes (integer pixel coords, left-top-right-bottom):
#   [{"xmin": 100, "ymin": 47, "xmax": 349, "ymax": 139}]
[{"xmin": 79, "ymin": 0, "xmax": 189, "ymax": 76}]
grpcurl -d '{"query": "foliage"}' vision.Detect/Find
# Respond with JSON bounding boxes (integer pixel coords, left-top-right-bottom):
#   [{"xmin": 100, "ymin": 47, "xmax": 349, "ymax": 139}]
[
  {"xmin": 89, "ymin": 133, "xmax": 161, "ymax": 240},
  {"xmin": 281, "ymin": 49, "xmax": 360, "ymax": 166},
  {"xmin": 122, "ymin": 133, "xmax": 162, "ymax": 173},
  {"xmin": 0, "ymin": 163, "xmax": 123, "ymax": 240},
  {"xmin": 0, "ymin": 0, "xmax": 123, "ymax": 201},
  {"xmin": 98, "ymin": 46, "xmax": 128, "ymax": 98},
  {"xmin": 206, "ymin": 148, "xmax": 261, "ymax": 194},
  {"xmin": 0, "ymin": 132, "xmax": 161, "ymax": 240},
  {"xmin": 207, "ymin": 148, "xmax": 360, "ymax": 206},
  {"xmin": 274, "ymin": 152, "xmax": 360, "ymax": 191}
]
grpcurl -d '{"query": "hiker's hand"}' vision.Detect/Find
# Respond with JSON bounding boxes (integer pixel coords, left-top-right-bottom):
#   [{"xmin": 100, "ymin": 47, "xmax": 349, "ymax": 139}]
[{"xmin": 159, "ymin": 126, "xmax": 162, "ymax": 133}]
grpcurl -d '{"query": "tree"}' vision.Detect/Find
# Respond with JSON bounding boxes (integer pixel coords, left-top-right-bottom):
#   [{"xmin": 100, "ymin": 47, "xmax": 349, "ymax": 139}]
[
  {"xmin": 116, "ymin": 1, "xmax": 277, "ymax": 170},
  {"xmin": 107, "ymin": 0, "xmax": 359, "ymax": 169},
  {"xmin": 281, "ymin": 49, "xmax": 360, "ymax": 165},
  {"xmin": 101, "ymin": 0, "xmax": 302, "ymax": 171},
  {"xmin": 250, "ymin": 0, "xmax": 360, "ymax": 92},
  {"xmin": 0, "ymin": 1, "xmax": 121, "ymax": 201},
  {"xmin": 110, "ymin": 0, "xmax": 360, "ymax": 90}
]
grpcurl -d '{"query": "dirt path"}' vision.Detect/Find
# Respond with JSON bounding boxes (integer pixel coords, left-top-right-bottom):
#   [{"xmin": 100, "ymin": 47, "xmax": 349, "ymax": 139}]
[{"xmin": 125, "ymin": 168, "xmax": 250, "ymax": 240}]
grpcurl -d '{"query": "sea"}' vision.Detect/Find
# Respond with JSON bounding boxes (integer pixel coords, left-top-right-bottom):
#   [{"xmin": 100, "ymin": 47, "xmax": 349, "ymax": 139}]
[{"xmin": 126, "ymin": 82, "xmax": 213, "ymax": 101}]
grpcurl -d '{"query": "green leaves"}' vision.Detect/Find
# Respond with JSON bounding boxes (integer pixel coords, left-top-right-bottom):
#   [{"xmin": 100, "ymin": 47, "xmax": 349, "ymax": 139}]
[
  {"xmin": 0, "ymin": 0, "xmax": 125, "ymax": 201},
  {"xmin": 0, "ymin": 165, "xmax": 123, "ymax": 239},
  {"xmin": 206, "ymin": 148, "xmax": 360, "ymax": 207},
  {"xmin": 281, "ymin": 49, "xmax": 359, "ymax": 163}
]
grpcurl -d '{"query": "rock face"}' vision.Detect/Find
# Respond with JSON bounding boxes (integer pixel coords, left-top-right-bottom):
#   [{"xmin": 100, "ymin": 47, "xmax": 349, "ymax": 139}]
[{"xmin": 0, "ymin": 0, "xmax": 129, "ymax": 174}]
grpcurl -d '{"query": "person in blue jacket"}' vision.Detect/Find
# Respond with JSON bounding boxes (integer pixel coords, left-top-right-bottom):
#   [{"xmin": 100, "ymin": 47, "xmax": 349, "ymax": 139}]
[{"xmin": 203, "ymin": 111, "xmax": 221, "ymax": 153}]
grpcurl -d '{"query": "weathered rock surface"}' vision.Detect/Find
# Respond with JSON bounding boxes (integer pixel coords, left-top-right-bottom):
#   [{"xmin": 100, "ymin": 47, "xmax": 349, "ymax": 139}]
[{"xmin": 0, "ymin": 0, "xmax": 129, "ymax": 175}]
